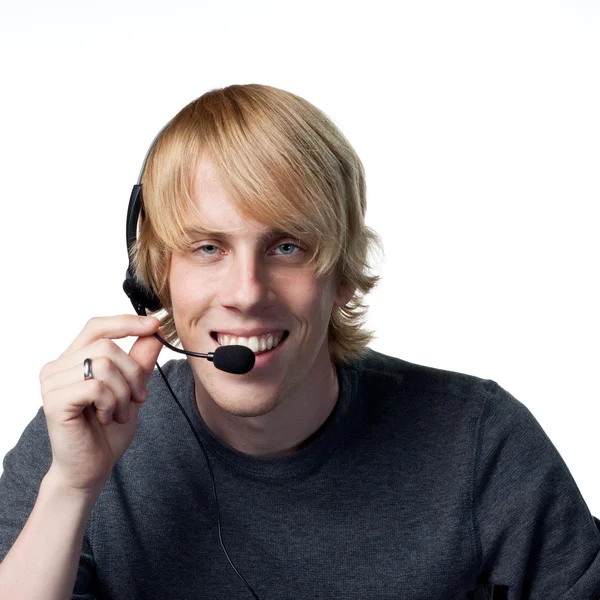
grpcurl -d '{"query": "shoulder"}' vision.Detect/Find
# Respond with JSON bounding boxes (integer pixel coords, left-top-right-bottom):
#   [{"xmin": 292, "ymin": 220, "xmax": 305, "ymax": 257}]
[
  {"xmin": 341, "ymin": 349, "xmax": 540, "ymax": 449},
  {"xmin": 348, "ymin": 350, "xmax": 561, "ymax": 464},
  {"xmin": 344, "ymin": 348, "xmax": 509, "ymax": 407}
]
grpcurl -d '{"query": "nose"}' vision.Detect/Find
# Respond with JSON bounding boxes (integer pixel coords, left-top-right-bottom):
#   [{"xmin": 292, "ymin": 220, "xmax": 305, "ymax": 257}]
[{"xmin": 218, "ymin": 250, "xmax": 273, "ymax": 313}]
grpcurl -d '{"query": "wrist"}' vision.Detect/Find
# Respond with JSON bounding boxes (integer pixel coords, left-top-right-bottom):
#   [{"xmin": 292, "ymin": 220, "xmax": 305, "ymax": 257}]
[{"xmin": 42, "ymin": 467, "xmax": 105, "ymax": 506}]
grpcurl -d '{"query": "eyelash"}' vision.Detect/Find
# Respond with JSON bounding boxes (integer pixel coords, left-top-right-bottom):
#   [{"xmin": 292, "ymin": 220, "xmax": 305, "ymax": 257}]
[{"xmin": 192, "ymin": 241, "xmax": 303, "ymax": 258}]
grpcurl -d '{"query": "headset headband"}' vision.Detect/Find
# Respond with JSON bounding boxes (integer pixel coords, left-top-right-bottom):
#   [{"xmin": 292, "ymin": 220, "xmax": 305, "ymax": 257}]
[{"xmin": 123, "ymin": 119, "xmax": 173, "ymax": 316}]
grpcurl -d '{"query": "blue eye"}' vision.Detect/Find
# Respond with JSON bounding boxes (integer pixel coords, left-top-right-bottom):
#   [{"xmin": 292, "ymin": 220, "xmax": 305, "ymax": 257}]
[
  {"xmin": 196, "ymin": 244, "xmax": 219, "ymax": 255},
  {"xmin": 275, "ymin": 243, "xmax": 300, "ymax": 255}
]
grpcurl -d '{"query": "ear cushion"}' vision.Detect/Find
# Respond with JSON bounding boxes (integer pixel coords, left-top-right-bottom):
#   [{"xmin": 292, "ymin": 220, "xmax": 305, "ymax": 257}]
[
  {"xmin": 124, "ymin": 183, "xmax": 162, "ymax": 315},
  {"xmin": 123, "ymin": 268, "xmax": 162, "ymax": 314}
]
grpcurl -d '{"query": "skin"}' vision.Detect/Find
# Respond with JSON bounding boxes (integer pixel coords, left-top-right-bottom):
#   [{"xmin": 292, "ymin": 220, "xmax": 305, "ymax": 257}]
[{"xmin": 168, "ymin": 157, "xmax": 353, "ymax": 458}]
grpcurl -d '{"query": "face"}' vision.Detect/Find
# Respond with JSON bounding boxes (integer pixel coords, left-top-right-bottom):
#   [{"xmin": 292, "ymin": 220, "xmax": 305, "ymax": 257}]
[{"xmin": 168, "ymin": 157, "xmax": 351, "ymax": 418}]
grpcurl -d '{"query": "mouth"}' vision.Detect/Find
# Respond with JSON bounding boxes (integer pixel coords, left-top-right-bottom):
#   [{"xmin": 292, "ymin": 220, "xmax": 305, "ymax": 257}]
[{"xmin": 210, "ymin": 331, "xmax": 290, "ymax": 355}]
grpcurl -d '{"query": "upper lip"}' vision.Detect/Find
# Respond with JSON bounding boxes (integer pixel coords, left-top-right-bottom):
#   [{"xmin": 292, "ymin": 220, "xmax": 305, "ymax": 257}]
[{"xmin": 211, "ymin": 328, "xmax": 288, "ymax": 337}]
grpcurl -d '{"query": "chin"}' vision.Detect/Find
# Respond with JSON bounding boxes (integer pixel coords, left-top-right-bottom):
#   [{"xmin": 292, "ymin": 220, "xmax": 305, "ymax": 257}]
[
  {"xmin": 214, "ymin": 394, "xmax": 282, "ymax": 418},
  {"xmin": 191, "ymin": 355, "xmax": 292, "ymax": 419}
]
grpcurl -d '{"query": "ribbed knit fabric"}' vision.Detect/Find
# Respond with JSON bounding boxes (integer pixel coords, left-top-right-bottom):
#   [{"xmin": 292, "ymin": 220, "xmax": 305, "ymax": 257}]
[{"xmin": 1, "ymin": 349, "xmax": 599, "ymax": 599}]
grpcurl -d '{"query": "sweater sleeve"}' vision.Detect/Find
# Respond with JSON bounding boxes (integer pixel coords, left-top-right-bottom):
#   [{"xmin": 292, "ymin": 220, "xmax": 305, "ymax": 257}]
[
  {"xmin": 0, "ymin": 407, "xmax": 97, "ymax": 599},
  {"xmin": 474, "ymin": 381, "xmax": 600, "ymax": 599}
]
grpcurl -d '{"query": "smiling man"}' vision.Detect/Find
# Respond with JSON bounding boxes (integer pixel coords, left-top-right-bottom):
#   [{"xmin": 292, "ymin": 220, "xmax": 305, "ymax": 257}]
[
  {"xmin": 168, "ymin": 157, "xmax": 352, "ymax": 456},
  {"xmin": 0, "ymin": 84, "xmax": 599, "ymax": 600}
]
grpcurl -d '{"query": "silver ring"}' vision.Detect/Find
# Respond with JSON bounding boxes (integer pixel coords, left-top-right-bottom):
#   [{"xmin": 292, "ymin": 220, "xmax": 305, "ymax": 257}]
[{"xmin": 83, "ymin": 358, "xmax": 93, "ymax": 381}]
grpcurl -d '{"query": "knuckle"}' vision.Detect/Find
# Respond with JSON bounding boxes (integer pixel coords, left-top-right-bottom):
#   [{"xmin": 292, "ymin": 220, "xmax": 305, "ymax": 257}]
[
  {"xmin": 41, "ymin": 388, "xmax": 56, "ymax": 409},
  {"xmin": 94, "ymin": 355, "xmax": 115, "ymax": 375},
  {"xmin": 95, "ymin": 337, "xmax": 115, "ymax": 355},
  {"xmin": 82, "ymin": 317, "xmax": 98, "ymax": 337},
  {"xmin": 132, "ymin": 361, "xmax": 144, "ymax": 385},
  {"xmin": 96, "ymin": 390, "xmax": 116, "ymax": 415},
  {"xmin": 85, "ymin": 316, "xmax": 99, "ymax": 329},
  {"xmin": 121, "ymin": 386, "xmax": 132, "ymax": 404},
  {"xmin": 42, "ymin": 400, "xmax": 57, "ymax": 422},
  {"xmin": 114, "ymin": 380, "xmax": 131, "ymax": 403},
  {"xmin": 104, "ymin": 387, "xmax": 117, "ymax": 406},
  {"xmin": 39, "ymin": 361, "xmax": 53, "ymax": 383},
  {"xmin": 87, "ymin": 379, "xmax": 105, "ymax": 397}
]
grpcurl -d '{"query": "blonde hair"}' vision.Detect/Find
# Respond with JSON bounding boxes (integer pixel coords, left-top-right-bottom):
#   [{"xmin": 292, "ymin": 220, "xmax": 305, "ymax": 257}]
[{"xmin": 133, "ymin": 84, "xmax": 382, "ymax": 364}]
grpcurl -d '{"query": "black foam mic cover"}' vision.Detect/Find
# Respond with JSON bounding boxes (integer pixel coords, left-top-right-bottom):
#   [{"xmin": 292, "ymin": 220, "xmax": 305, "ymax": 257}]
[{"xmin": 211, "ymin": 345, "xmax": 256, "ymax": 374}]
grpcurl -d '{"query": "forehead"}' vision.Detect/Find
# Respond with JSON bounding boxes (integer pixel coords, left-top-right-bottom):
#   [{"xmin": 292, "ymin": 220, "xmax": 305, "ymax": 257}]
[
  {"xmin": 193, "ymin": 156, "xmax": 226, "ymax": 200},
  {"xmin": 187, "ymin": 156, "xmax": 273, "ymax": 237}
]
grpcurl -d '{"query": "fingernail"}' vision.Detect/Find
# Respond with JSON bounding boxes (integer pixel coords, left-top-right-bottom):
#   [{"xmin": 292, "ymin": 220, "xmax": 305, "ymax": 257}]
[{"xmin": 142, "ymin": 317, "xmax": 156, "ymax": 325}]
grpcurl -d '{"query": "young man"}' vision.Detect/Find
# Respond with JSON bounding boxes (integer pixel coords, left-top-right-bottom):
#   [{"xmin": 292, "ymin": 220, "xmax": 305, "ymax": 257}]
[{"xmin": 0, "ymin": 84, "xmax": 599, "ymax": 599}]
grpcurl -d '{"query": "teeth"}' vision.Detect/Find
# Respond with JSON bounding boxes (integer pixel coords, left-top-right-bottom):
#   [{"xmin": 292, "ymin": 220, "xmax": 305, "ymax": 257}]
[{"xmin": 216, "ymin": 332, "xmax": 284, "ymax": 353}]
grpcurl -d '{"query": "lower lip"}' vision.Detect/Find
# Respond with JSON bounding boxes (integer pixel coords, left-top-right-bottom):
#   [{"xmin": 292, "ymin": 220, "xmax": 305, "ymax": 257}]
[{"xmin": 215, "ymin": 335, "xmax": 288, "ymax": 371}]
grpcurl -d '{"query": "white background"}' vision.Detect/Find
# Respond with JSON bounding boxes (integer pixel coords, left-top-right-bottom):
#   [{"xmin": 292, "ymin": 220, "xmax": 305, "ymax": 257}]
[{"xmin": 0, "ymin": 0, "xmax": 598, "ymax": 514}]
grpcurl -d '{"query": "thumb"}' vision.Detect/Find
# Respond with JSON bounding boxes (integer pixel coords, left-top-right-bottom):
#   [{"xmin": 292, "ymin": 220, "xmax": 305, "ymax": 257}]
[{"xmin": 129, "ymin": 329, "xmax": 164, "ymax": 383}]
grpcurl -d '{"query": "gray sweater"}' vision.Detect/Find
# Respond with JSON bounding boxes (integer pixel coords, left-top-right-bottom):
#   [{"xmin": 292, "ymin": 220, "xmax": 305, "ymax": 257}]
[{"xmin": 1, "ymin": 350, "xmax": 599, "ymax": 599}]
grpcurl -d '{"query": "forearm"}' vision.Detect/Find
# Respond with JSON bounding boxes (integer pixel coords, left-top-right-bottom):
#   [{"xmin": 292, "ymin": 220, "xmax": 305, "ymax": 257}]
[{"xmin": 0, "ymin": 469, "xmax": 100, "ymax": 600}]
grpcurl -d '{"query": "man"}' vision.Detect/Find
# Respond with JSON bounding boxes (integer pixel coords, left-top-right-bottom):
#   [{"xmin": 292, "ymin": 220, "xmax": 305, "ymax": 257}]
[{"xmin": 0, "ymin": 84, "xmax": 599, "ymax": 599}]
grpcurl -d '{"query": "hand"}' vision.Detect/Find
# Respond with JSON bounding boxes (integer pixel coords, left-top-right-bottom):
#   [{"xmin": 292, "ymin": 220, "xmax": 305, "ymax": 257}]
[{"xmin": 39, "ymin": 315, "xmax": 162, "ymax": 493}]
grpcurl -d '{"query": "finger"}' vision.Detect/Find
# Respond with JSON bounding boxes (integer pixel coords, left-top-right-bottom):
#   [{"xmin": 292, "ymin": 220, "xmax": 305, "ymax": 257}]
[
  {"xmin": 61, "ymin": 315, "xmax": 160, "ymax": 358},
  {"xmin": 42, "ymin": 357, "xmax": 134, "ymax": 424},
  {"xmin": 44, "ymin": 378, "xmax": 119, "ymax": 426},
  {"xmin": 42, "ymin": 339, "xmax": 148, "ymax": 403},
  {"xmin": 128, "ymin": 330, "xmax": 164, "ymax": 387}
]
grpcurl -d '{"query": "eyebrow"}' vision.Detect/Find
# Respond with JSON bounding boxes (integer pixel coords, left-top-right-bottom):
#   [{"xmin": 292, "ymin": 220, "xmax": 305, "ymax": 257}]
[{"xmin": 185, "ymin": 227, "xmax": 296, "ymax": 243}]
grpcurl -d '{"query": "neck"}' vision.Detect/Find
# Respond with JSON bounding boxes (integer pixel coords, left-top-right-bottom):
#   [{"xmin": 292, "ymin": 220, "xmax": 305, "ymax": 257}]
[{"xmin": 193, "ymin": 354, "xmax": 340, "ymax": 458}]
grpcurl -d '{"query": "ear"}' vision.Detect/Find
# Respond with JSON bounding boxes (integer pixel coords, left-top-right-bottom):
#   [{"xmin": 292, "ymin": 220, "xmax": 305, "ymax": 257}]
[{"xmin": 334, "ymin": 282, "xmax": 355, "ymax": 308}]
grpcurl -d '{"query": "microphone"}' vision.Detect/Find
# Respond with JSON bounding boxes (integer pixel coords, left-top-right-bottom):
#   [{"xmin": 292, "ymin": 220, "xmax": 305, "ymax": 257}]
[{"xmin": 152, "ymin": 332, "xmax": 255, "ymax": 374}]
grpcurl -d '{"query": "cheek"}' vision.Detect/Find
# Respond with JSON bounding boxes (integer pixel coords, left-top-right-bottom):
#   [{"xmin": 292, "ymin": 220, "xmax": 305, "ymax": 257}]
[
  {"xmin": 168, "ymin": 260, "xmax": 216, "ymax": 311},
  {"xmin": 168, "ymin": 263, "xmax": 211, "ymax": 339},
  {"xmin": 277, "ymin": 273, "xmax": 336, "ymax": 321}
]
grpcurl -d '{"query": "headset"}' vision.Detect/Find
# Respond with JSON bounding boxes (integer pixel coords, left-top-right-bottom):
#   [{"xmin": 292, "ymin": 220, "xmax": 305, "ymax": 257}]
[{"xmin": 121, "ymin": 120, "xmax": 262, "ymax": 599}]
